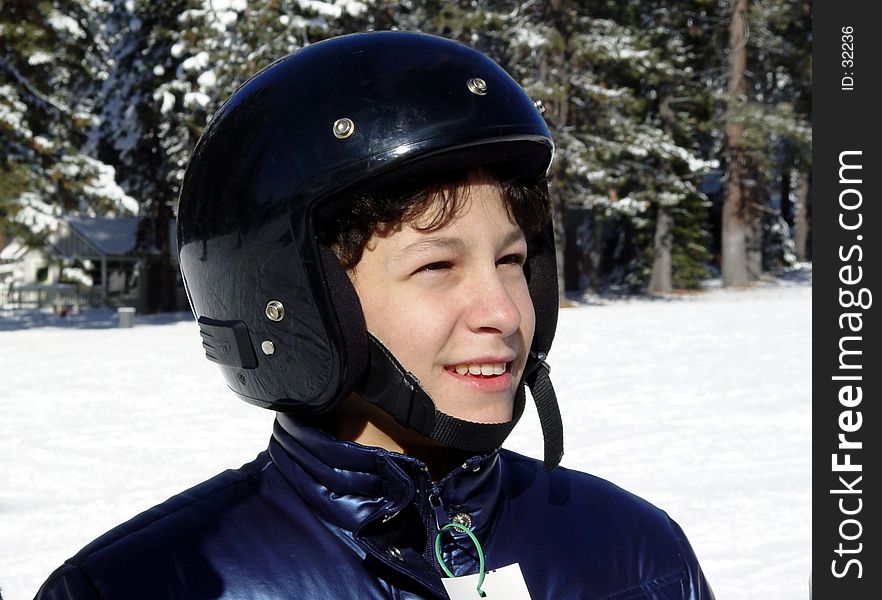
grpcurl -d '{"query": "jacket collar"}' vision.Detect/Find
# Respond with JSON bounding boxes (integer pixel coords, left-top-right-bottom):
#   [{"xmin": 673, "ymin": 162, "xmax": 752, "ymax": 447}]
[{"xmin": 270, "ymin": 413, "xmax": 502, "ymax": 535}]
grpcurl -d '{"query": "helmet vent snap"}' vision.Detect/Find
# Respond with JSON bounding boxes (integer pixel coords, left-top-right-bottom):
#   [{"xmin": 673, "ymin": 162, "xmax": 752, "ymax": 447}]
[
  {"xmin": 466, "ymin": 77, "xmax": 487, "ymax": 95},
  {"xmin": 265, "ymin": 300, "xmax": 285, "ymax": 322},
  {"xmin": 332, "ymin": 117, "xmax": 355, "ymax": 139}
]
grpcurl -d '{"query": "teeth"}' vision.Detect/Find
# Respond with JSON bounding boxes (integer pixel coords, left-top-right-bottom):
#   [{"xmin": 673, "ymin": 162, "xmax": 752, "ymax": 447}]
[{"xmin": 449, "ymin": 363, "xmax": 507, "ymax": 376}]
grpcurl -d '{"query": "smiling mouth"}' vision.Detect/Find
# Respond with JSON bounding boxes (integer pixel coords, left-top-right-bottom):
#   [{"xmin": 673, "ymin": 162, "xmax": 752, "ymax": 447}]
[{"xmin": 445, "ymin": 362, "xmax": 509, "ymax": 377}]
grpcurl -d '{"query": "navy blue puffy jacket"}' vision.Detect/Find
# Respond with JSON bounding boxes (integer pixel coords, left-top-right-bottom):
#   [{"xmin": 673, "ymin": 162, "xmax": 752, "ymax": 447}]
[{"xmin": 36, "ymin": 415, "xmax": 715, "ymax": 599}]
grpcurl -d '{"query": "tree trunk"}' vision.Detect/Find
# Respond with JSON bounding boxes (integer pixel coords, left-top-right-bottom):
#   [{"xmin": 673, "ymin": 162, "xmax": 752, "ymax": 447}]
[
  {"xmin": 746, "ymin": 204, "xmax": 763, "ymax": 279},
  {"xmin": 793, "ymin": 171, "xmax": 810, "ymax": 261},
  {"xmin": 649, "ymin": 205, "xmax": 674, "ymax": 292},
  {"xmin": 551, "ymin": 186, "xmax": 567, "ymax": 300},
  {"xmin": 780, "ymin": 164, "xmax": 794, "ymax": 228},
  {"xmin": 547, "ymin": 0, "xmax": 572, "ymax": 301},
  {"xmin": 139, "ymin": 201, "xmax": 176, "ymax": 313},
  {"xmin": 650, "ymin": 94, "xmax": 677, "ymax": 292},
  {"xmin": 721, "ymin": 0, "xmax": 750, "ymax": 287},
  {"xmin": 588, "ymin": 208, "xmax": 603, "ymax": 292}
]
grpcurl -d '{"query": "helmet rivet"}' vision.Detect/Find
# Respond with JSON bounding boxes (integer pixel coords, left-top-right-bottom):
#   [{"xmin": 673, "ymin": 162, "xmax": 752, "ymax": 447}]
[
  {"xmin": 467, "ymin": 77, "xmax": 487, "ymax": 96},
  {"xmin": 533, "ymin": 99, "xmax": 546, "ymax": 114},
  {"xmin": 261, "ymin": 340, "xmax": 276, "ymax": 355},
  {"xmin": 332, "ymin": 117, "xmax": 355, "ymax": 139},
  {"xmin": 265, "ymin": 300, "xmax": 285, "ymax": 322}
]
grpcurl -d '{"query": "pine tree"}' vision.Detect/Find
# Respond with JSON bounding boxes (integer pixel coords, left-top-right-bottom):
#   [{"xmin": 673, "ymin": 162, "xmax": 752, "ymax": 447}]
[
  {"xmin": 80, "ymin": 0, "xmax": 373, "ymax": 311},
  {"xmin": 745, "ymin": 0, "xmax": 811, "ymax": 270},
  {"xmin": 495, "ymin": 0, "xmax": 714, "ymax": 293},
  {"xmin": 1, "ymin": 0, "xmax": 811, "ymax": 307},
  {"xmin": 719, "ymin": 0, "xmax": 811, "ymax": 284},
  {"xmin": 1, "ymin": 0, "xmax": 135, "ymax": 249}
]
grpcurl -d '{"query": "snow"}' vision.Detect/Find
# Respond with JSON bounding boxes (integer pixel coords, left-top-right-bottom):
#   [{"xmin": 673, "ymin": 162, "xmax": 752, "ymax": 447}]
[
  {"xmin": 47, "ymin": 11, "xmax": 85, "ymax": 40},
  {"xmin": 295, "ymin": 0, "xmax": 370, "ymax": 19},
  {"xmin": 198, "ymin": 0, "xmax": 246, "ymax": 32},
  {"xmin": 656, "ymin": 191, "xmax": 682, "ymax": 206},
  {"xmin": 582, "ymin": 81, "xmax": 630, "ymax": 99},
  {"xmin": 59, "ymin": 267, "xmax": 93, "ymax": 287},
  {"xmin": 31, "ymin": 136, "xmax": 54, "ymax": 153},
  {"xmin": 197, "ymin": 69, "xmax": 218, "ymax": 89},
  {"xmin": 27, "ymin": 52, "xmax": 54, "ymax": 66},
  {"xmin": 0, "ymin": 240, "xmax": 29, "ymax": 262},
  {"xmin": 297, "ymin": 0, "xmax": 345, "ymax": 18},
  {"xmin": 0, "ymin": 280, "xmax": 811, "ymax": 600},
  {"xmin": 12, "ymin": 193, "xmax": 63, "ymax": 236},
  {"xmin": 184, "ymin": 91, "xmax": 211, "ymax": 109},
  {"xmin": 341, "ymin": 0, "xmax": 370, "ymax": 17},
  {"xmin": 207, "ymin": 0, "xmax": 247, "ymax": 12},
  {"xmin": 181, "ymin": 51, "xmax": 211, "ymax": 73},
  {"xmin": 77, "ymin": 158, "xmax": 139, "ymax": 215},
  {"xmin": 0, "ymin": 85, "xmax": 31, "ymax": 136},
  {"xmin": 513, "ymin": 27, "xmax": 549, "ymax": 51},
  {"xmin": 606, "ymin": 196, "xmax": 649, "ymax": 216},
  {"xmin": 158, "ymin": 89, "xmax": 175, "ymax": 114}
]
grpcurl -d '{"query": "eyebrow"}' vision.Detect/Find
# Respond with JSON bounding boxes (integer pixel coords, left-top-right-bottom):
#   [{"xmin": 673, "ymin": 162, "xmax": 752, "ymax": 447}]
[
  {"xmin": 393, "ymin": 237, "xmax": 466, "ymax": 262},
  {"xmin": 392, "ymin": 227, "xmax": 526, "ymax": 262}
]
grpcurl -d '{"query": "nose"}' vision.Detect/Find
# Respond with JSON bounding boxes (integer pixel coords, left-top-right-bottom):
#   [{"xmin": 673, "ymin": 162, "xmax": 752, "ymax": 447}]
[{"xmin": 464, "ymin": 270, "xmax": 523, "ymax": 337}]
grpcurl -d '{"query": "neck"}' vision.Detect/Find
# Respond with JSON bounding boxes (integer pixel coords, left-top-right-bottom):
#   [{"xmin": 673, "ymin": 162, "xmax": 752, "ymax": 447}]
[{"xmin": 321, "ymin": 394, "xmax": 472, "ymax": 479}]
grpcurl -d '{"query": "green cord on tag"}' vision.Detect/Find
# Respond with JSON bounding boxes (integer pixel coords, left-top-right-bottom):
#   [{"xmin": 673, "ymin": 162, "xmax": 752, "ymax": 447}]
[{"xmin": 434, "ymin": 522, "xmax": 487, "ymax": 598}]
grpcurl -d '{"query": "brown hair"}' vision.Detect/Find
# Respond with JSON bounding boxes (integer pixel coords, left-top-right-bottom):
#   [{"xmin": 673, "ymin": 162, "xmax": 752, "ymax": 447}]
[{"xmin": 318, "ymin": 170, "xmax": 551, "ymax": 269}]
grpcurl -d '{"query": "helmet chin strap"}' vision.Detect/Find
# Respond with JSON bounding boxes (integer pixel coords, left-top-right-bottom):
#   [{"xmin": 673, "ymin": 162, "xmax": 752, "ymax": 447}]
[
  {"xmin": 523, "ymin": 351, "xmax": 564, "ymax": 470},
  {"xmin": 357, "ymin": 334, "xmax": 563, "ymax": 469}
]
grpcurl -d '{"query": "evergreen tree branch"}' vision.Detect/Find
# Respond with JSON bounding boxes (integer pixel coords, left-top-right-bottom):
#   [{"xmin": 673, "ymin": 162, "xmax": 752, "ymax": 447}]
[{"xmin": 0, "ymin": 56, "xmax": 71, "ymax": 118}]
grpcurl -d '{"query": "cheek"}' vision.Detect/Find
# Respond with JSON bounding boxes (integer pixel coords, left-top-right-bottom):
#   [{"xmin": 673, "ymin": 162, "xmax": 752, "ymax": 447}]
[
  {"xmin": 358, "ymin": 286, "xmax": 449, "ymax": 360},
  {"xmin": 359, "ymin": 281, "xmax": 414, "ymax": 331}
]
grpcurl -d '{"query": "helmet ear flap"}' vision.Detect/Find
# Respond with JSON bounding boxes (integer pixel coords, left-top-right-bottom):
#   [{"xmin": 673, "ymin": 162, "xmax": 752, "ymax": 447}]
[
  {"xmin": 526, "ymin": 225, "xmax": 559, "ymax": 356},
  {"xmin": 317, "ymin": 245, "xmax": 370, "ymax": 408}
]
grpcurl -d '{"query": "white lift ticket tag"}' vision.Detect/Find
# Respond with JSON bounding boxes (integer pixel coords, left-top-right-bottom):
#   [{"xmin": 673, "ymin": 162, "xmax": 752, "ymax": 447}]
[{"xmin": 441, "ymin": 563, "xmax": 532, "ymax": 600}]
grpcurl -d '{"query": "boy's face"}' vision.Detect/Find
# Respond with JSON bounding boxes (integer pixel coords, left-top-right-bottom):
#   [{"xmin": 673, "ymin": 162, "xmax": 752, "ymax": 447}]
[{"xmin": 348, "ymin": 179, "xmax": 536, "ymax": 425}]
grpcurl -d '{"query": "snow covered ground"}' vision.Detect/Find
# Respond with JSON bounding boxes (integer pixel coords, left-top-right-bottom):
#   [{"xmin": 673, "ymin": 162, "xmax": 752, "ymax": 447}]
[{"xmin": 0, "ymin": 276, "xmax": 811, "ymax": 600}]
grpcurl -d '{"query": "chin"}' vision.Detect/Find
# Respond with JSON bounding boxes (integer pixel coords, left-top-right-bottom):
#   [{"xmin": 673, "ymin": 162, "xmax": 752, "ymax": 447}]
[{"xmin": 440, "ymin": 397, "xmax": 514, "ymax": 424}]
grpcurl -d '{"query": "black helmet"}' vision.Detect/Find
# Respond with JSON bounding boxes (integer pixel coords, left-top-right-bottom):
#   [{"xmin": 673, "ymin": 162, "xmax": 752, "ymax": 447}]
[{"xmin": 177, "ymin": 31, "xmax": 563, "ymax": 468}]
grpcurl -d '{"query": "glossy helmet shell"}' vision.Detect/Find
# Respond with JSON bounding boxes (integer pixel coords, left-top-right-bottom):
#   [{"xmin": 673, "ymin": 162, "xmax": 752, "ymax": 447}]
[{"xmin": 177, "ymin": 31, "xmax": 557, "ymax": 415}]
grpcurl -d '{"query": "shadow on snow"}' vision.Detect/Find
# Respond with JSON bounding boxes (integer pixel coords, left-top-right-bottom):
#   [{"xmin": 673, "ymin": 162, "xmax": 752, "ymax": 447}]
[{"xmin": 0, "ymin": 308, "xmax": 194, "ymax": 332}]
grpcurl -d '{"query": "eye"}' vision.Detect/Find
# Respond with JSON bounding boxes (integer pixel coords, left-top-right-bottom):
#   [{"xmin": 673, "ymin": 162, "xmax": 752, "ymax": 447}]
[
  {"xmin": 497, "ymin": 253, "xmax": 526, "ymax": 267},
  {"xmin": 415, "ymin": 261, "xmax": 453, "ymax": 274}
]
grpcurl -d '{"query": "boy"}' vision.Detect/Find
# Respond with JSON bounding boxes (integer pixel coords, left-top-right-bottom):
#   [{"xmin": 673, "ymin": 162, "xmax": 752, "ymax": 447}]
[{"xmin": 37, "ymin": 31, "xmax": 714, "ymax": 599}]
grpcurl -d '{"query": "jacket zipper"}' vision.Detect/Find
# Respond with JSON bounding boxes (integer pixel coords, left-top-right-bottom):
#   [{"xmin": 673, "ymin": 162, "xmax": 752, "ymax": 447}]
[
  {"xmin": 422, "ymin": 456, "xmax": 485, "ymax": 574},
  {"xmin": 422, "ymin": 472, "xmax": 448, "ymax": 570}
]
